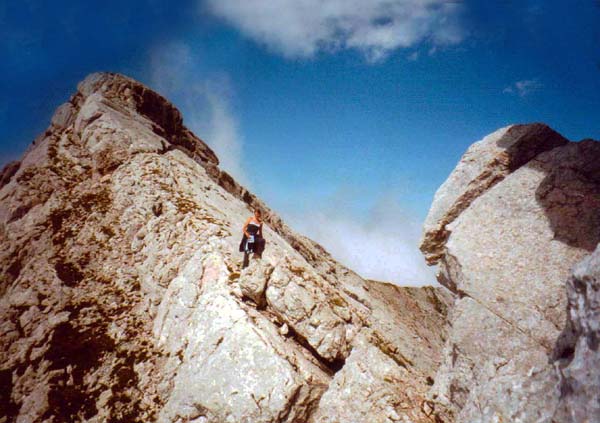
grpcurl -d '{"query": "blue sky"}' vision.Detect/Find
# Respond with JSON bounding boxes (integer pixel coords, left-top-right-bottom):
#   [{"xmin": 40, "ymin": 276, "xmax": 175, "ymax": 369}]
[{"xmin": 1, "ymin": 1, "xmax": 599, "ymax": 284}]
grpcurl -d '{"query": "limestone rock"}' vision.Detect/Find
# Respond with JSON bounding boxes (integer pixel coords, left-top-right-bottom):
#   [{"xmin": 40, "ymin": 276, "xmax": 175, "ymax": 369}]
[
  {"xmin": 237, "ymin": 259, "xmax": 274, "ymax": 308},
  {"xmin": 421, "ymin": 125, "xmax": 600, "ymax": 422},
  {"xmin": 421, "ymin": 123, "xmax": 568, "ymax": 265},
  {"xmin": 553, "ymin": 244, "xmax": 600, "ymax": 423},
  {"xmin": 157, "ymin": 291, "xmax": 330, "ymax": 423},
  {"xmin": 312, "ymin": 335, "xmax": 424, "ymax": 423},
  {"xmin": 0, "ymin": 72, "xmax": 451, "ymax": 423}
]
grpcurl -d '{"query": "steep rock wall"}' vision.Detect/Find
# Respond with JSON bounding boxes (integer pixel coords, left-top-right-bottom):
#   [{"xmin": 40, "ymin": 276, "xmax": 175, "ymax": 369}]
[
  {"xmin": 421, "ymin": 125, "xmax": 600, "ymax": 421},
  {"xmin": 553, "ymin": 244, "xmax": 600, "ymax": 423}
]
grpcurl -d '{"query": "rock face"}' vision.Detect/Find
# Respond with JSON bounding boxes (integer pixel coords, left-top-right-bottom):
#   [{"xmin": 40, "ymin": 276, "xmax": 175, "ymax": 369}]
[
  {"xmin": 421, "ymin": 124, "xmax": 569, "ymax": 266},
  {"xmin": 421, "ymin": 125, "xmax": 600, "ymax": 421},
  {"xmin": 0, "ymin": 73, "xmax": 452, "ymax": 423},
  {"xmin": 554, "ymin": 244, "xmax": 600, "ymax": 423}
]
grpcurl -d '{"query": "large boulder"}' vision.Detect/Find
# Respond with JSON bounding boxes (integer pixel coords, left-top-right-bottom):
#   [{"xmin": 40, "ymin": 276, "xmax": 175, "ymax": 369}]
[
  {"xmin": 421, "ymin": 125, "xmax": 600, "ymax": 421},
  {"xmin": 421, "ymin": 124, "xmax": 568, "ymax": 265}
]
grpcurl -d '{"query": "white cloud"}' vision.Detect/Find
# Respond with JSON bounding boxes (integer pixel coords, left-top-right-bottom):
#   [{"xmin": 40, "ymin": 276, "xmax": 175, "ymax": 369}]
[
  {"xmin": 202, "ymin": 85, "xmax": 245, "ymax": 181},
  {"xmin": 204, "ymin": 0, "xmax": 466, "ymax": 62},
  {"xmin": 148, "ymin": 41, "xmax": 248, "ymax": 184},
  {"xmin": 503, "ymin": 79, "xmax": 542, "ymax": 97},
  {"xmin": 287, "ymin": 196, "xmax": 437, "ymax": 286}
]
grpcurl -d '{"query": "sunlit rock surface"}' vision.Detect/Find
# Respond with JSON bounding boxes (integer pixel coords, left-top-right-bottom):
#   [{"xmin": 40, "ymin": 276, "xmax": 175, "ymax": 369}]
[
  {"xmin": 421, "ymin": 124, "xmax": 600, "ymax": 422},
  {"xmin": 0, "ymin": 73, "xmax": 452, "ymax": 423}
]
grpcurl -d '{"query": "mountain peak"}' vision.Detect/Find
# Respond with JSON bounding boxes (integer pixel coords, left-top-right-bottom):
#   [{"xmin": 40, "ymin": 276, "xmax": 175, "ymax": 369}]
[{"xmin": 0, "ymin": 73, "xmax": 452, "ymax": 422}]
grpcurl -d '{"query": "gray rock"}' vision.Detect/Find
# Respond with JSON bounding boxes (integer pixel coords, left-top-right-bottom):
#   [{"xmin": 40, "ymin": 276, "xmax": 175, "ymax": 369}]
[
  {"xmin": 422, "ymin": 125, "xmax": 600, "ymax": 422},
  {"xmin": 50, "ymin": 102, "xmax": 76, "ymax": 129},
  {"xmin": 238, "ymin": 260, "xmax": 274, "ymax": 308},
  {"xmin": 553, "ymin": 243, "xmax": 600, "ymax": 423},
  {"xmin": 312, "ymin": 335, "xmax": 425, "ymax": 423},
  {"xmin": 157, "ymin": 291, "xmax": 330, "ymax": 423},
  {"xmin": 421, "ymin": 123, "xmax": 568, "ymax": 265}
]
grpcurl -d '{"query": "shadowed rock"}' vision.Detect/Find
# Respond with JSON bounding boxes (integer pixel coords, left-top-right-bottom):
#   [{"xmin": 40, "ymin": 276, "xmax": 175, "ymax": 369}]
[
  {"xmin": 0, "ymin": 161, "xmax": 20, "ymax": 189},
  {"xmin": 535, "ymin": 139, "xmax": 600, "ymax": 251},
  {"xmin": 553, "ymin": 244, "xmax": 600, "ymax": 423}
]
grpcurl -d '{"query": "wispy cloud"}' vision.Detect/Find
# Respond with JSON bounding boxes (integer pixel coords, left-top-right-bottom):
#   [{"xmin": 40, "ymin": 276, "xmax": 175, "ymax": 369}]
[
  {"xmin": 203, "ymin": 0, "xmax": 466, "ymax": 62},
  {"xmin": 148, "ymin": 41, "xmax": 248, "ymax": 184},
  {"xmin": 287, "ymin": 195, "xmax": 437, "ymax": 286},
  {"xmin": 503, "ymin": 79, "xmax": 542, "ymax": 97},
  {"xmin": 407, "ymin": 51, "xmax": 419, "ymax": 61}
]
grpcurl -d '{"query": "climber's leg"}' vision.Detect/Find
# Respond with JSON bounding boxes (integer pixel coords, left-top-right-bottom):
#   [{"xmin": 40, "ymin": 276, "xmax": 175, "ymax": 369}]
[{"xmin": 254, "ymin": 237, "xmax": 265, "ymax": 258}]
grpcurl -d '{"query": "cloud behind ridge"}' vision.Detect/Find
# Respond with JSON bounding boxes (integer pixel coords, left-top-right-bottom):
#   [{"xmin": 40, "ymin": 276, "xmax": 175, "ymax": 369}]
[
  {"xmin": 149, "ymin": 42, "xmax": 248, "ymax": 184},
  {"xmin": 287, "ymin": 195, "xmax": 437, "ymax": 286}
]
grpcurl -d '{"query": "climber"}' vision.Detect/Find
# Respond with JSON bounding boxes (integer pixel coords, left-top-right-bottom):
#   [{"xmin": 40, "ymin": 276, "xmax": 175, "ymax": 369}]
[{"xmin": 239, "ymin": 208, "xmax": 266, "ymax": 268}]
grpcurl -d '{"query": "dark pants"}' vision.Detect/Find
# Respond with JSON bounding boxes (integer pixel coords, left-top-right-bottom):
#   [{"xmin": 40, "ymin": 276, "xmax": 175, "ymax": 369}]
[
  {"xmin": 247, "ymin": 236, "xmax": 265, "ymax": 256},
  {"xmin": 240, "ymin": 234, "xmax": 266, "ymax": 268}
]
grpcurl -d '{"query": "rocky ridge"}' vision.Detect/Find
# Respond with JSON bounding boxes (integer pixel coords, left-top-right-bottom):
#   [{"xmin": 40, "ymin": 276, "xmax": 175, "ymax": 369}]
[
  {"xmin": 420, "ymin": 124, "xmax": 600, "ymax": 421},
  {"xmin": 0, "ymin": 73, "xmax": 452, "ymax": 423}
]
